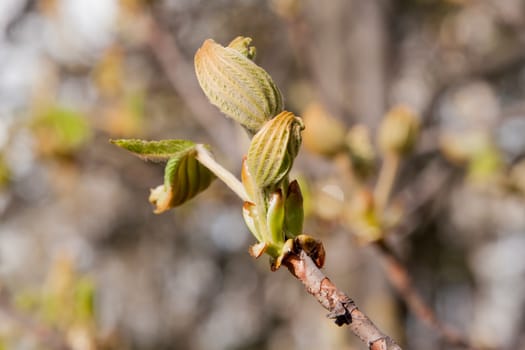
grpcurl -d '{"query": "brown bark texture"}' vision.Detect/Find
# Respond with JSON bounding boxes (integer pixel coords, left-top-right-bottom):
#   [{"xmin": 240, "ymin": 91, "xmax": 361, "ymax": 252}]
[{"xmin": 284, "ymin": 250, "xmax": 402, "ymax": 350}]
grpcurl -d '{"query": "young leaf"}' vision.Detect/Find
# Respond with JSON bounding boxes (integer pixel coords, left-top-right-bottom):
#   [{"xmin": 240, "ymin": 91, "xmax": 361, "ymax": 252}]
[
  {"xmin": 194, "ymin": 38, "xmax": 283, "ymax": 135},
  {"xmin": 32, "ymin": 105, "xmax": 91, "ymax": 156},
  {"xmin": 110, "ymin": 139, "xmax": 196, "ymax": 161},
  {"xmin": 247, "ymin": 111, "xmax": 304, "ymax": 188},
  {"xmin": 111, "ymin": 139, "xmax": 216, "ymax": 213},
  {"xmin": 149, "ymin": 149, "xmax": 216, "ymax": 213}
]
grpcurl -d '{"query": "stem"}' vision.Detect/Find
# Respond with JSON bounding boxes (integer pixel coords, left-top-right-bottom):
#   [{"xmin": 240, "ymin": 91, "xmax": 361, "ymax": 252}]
[
  {"xmin": 374, "ymin": 153, "xmax": 399, "ymax": 211},
  {"xmin": 283, "ymin": 250, "xmax": 402, "ymax": 350},
  {"xmin": 195, "ymin": 145, "xmax": 249, "ymax": 202}
]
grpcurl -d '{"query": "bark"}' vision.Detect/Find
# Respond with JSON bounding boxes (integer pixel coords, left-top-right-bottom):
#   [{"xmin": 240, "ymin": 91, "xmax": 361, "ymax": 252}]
[{"xmin": 283, "ymin": 250, "xmax": 402, "ymax": 350}]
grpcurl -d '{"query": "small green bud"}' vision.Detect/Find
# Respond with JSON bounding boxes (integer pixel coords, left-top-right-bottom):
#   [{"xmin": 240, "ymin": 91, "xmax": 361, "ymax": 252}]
[
  {"xmin": 267, "ymin": 189, "xmax": 285, "ymax": 244},
  {"xmin": 194, "ymin": 38, "xmax": 283, "ymax": 135},
  {"xmin": 271, "ymin": 238, "xmax": 294, "ymax": 271},
  {"xmin": 302, "ymin": 102, "xmax": 346, "ymax": 157},
  {"xmin": 284, "ymin": 180, "xmax": 304, "ymax": 238},
  {"xmin": 344, "ymin": 189, "xmax": 383, "ymax": 243},
  {"xmin": 378, "ymin": 105, "xmax": 420, "ymax": 155},
  {"xmin": 247, "ymin": 111, "xmax": 304, "ymax": 188},
  {"xmin": 346, "ymin": 124, "xmax": 376, "ymax": 179}
]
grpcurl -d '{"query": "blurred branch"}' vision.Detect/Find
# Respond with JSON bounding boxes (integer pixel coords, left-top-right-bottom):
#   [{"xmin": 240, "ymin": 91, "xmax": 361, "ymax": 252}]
[
  {"xmin": 374, "ymin": 154, "xmax": 400, "ymax": 212},
  {"xmin": 284, "ymin": 250, "xmax": 402, "ymax": 350},
  {"xmin": 424, "ymin": 39, "xmax": 525, "ymax": 120},
  {"xmin": 373, "ymin": 240, "xmax": 478, "ymax": 350},
  {"xmin": 368, "ymin": 153, "xmax": 477, "ymax": 349},
  {"xmin": 145, "ymin": 14, "xmax": 237, "ymax": 157},
  {"xmin": 0, "ymin": 287, "xmax": 71, "ymax": 350}
]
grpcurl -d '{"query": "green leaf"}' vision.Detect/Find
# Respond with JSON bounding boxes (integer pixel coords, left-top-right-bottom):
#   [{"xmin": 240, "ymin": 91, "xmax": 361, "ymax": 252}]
[
  {"xmin": 111, "ymin": 139, "xmax": 216, "ymax": 213},
  {"xmin": 247, "ymin": 111, "xmax": 304, "ymax": 188},
  {"xmin": 73, "ymin": 278, "xmax": 95, "ymax": 323},
  {"xmin": 149, "ymin": 147, "xmax": 215, "ymax": 213},
  {"xmin": 31, "ymin": 105, "xmax": 91, "ymax": 156},
  {"xmin": 110, "ymin": 139, "xmax": 196, "ymax": 161}
]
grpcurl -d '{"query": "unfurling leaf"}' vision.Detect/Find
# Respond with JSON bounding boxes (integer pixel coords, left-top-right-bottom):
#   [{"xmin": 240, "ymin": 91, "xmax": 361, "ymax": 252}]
[
  {"xmin": 110, "ymin": 139, "xmax": 196, "ymax": 161},
  {"xmin": 111, "ymin": 139, "xmax": 215, "ymax": 213},
  {"xmin": 284, "ymin": 180, "xmax": 303, "ymax": 238},
  {"xmin": 194, "ymin": 38, "xmax": 283, "ymax": 135},
  {"xmin": 247, "ymin": 111, "xmax": 304, "ymax": 188},
  {"xmin": 227, "ymin": 36, "xmax": 256, "ymax": 60},
  {"xmin": 150, "ymin": 149, "xmax": 215, "ymax": 213}
]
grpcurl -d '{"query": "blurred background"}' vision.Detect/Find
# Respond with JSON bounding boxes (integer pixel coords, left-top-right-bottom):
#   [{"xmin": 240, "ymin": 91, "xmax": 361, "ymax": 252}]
[{"xmin": 0, "ymin": 0, "xmax": 525, "ymax": 349}]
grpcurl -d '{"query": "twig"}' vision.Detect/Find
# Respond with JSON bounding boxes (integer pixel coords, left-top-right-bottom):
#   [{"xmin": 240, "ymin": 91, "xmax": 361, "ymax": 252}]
[
  {"xmin": 373, "ymin": 240, "xmax": 479, "ymax": 350},
  {"xmin": 283, "ymin": 250, "xmax": 402, "ymax": 350}
]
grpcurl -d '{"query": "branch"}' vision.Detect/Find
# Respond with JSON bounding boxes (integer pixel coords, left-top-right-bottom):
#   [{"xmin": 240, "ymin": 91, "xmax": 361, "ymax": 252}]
[
  {"xmin": 374, "ymin": 240, "xmax": 480, "ymax": 350},
  {"xmin": 283, "ymin": 250, "xmax": 402, "ymax": 350}
]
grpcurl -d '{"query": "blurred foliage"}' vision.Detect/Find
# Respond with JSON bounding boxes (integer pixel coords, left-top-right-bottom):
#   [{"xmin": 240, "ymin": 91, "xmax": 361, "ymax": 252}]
[
  {"xmin": 2, "ymin": 255, "xmax": 119, "ymax": 350},
  {"xmin": 0, "ymin": 154, "xmax": 11, "ymax": 188},
  {"xmin": 30, "ymin": 106, "xmax": 92, "ymax": 158},
  {"xmin": 0, "ymin": 0, "xmax": 524, "ymax": 349}
]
